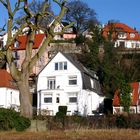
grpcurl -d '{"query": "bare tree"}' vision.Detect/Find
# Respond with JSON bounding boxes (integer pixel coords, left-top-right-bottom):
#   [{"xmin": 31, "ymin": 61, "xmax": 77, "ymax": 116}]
[
  {"xmin": 65, "ymin": 0, "xmax": 99, "ymax": 34},
  {"xmin": 0, "ymin": 0, "xmax": 73, "ymax": 118}
]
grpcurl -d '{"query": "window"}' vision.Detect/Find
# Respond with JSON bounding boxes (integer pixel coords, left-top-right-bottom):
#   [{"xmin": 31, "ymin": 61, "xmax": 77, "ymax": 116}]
[
  {"xmin": 119, "ymin": 41, "xmax": 125, "ymax": 47},
  {"xmin": 130, "ymin": 33, "xmax": 135, "ymax": 38},
  {"xmin": 55, "ymin": 62, "xmax": 67, "ymax": 70},
  {"xmin": 90, "ymin": 78, "xmax": 95, "ymax": 89},
  {"xmin": 14, "ymin": 41, "xmax": 19, "ymax": 48},
  {"xmin": 69, "ymin": 97, "xmax": 77, "ymax": 103},
  {"xmin": 68, "ymin": 92, "xmax": 77, "ymax": 103},
  {"xmin": 56, "ymin": 94, "xmax": 60, "ymax": 103},
  {"xmin": 69, "ymin": 76, "xmax": 77, "ymax": 85},
  {"xmin": 118, "ymin": 32, "xmax": 126, "ymax": 39},
  {"xmin": 47, "ymin": 77, "xmax": 56, "ymax": 89},
  {"xmin": 44, "ymin": 93, "xmax": 52, "ymax": 103},
  {"xmin": 44, "ymin": 97, "xmax": 52, "ymax": 103}
]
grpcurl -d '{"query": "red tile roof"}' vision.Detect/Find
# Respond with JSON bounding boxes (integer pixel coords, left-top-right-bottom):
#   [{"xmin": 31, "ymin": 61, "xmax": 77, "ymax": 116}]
[
  {"xmin": 12, "ymin": 34, "xmax": 46, "ymax": 50},
  {"xmin": 103, "ymin": 22, "xmax": 140, "ymax": 41},
  {"xmin": 0, "ymin": 69, "xmax": 17, "ymax": 90},
  {"xmin": 113, "ymin": 82, "xmax": 140, "ymax": 106}
]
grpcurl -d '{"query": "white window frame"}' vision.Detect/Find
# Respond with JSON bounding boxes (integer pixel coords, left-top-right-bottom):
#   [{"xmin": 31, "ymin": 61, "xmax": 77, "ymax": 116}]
[
  {"xmin": 68, "ymin": 76, "xmax": 77, "ymax": 85},
  {"xmin": 55, "ymin": 61, "xmax": 67, "ymax": 70},
  {"xmin": 44, "ymin": 93, "xmax": 53, "ymax": 103},
  {"xmin": 68, "ymin": 92, "xmax": 78, "ymax": 103},
  {"xmin": 47, "ymin": 77, "xmax": 56, "ymax": 89}
]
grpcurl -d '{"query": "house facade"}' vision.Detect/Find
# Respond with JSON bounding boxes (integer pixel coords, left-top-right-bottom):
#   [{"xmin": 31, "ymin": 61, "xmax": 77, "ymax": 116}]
[
  {"xmin": 50, "ymin": 21, "xmax": 77, "ymax": 40},
  {"xmin": 11, "ymin": 34, "xmax": 48, "ymax": 75},
  {"xmin": 103, "ymin": 22, "xmax": 140, "ymax": 48},
  {"xmin": 0, "ymin": 70, "xmax": 20, "ymax": 111},
  {"xmin": 113, "ymin": 82, "xmax": 140, "ymax": 114},
  {"xmin": 37, "ymin": 52, "xmax": 104, "ymax": 116}
]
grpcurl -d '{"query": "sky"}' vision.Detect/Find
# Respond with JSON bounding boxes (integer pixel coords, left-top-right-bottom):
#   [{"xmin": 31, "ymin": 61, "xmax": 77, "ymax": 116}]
[
  {"xmin": 0, "ymin": 0, "xmax": 140, "ymax": 31},
  {"xmin": 81, "ymin": 0, "xmax": 140, "ymax": 31}
]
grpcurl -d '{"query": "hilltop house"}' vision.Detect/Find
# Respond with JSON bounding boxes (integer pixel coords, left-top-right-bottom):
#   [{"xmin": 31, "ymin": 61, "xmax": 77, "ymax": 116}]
[
  {"xmin": 103, "ymin": 22, "xmax": 140, "ymax": 49},
  {"xmin": 37, "ymin": 52, "xmax": 104, "ymax": 116},
  {"xmin": 113, "ymin": 82, "xmax": 140, "ymax": 114},
  {"xmin": 0, "ymin": 69, "xmax": 20, "ymax": 110}
]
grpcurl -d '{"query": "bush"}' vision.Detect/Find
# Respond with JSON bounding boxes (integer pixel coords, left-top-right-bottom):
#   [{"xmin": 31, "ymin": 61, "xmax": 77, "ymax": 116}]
[
  {"xmin": 0, "ymin": 108, "xmax": 31, "ymax": 131},
  {"xmin": 55, "ymin": 106, "xmax": 67, "ymax": 129},
  {"xmin": 116, "ymin": 115, "xmax": 128, "ymax": 128}
]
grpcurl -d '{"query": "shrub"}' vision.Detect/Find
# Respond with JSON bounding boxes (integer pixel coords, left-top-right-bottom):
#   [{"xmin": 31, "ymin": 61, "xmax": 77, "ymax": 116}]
[
  {"xmin": 116, "ymin": 115, "xmax": 128, "ymax": 128},
  {"xmin": 0, "ymin": 108, "xmax": 31, "ymax": 131},
  {"xmin": 55, "ymin": 106, "xmax": 67, "ymax": 129}
]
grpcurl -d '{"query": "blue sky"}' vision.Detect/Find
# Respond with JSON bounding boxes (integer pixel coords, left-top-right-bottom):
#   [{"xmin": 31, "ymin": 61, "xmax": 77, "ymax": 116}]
[
  {"xmin": 81, "ymin": 0, "xmax": 140, "ymax": 31},
  {"xmin": 0, "ymin": 0, "xmax": 140, "ymax": 31}
]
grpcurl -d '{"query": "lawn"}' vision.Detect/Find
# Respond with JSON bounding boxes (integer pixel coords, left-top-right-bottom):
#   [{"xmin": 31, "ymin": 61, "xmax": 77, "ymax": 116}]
[{"xmin": 0, "ymin": 129, "xmax": 139, "ymax": 140}]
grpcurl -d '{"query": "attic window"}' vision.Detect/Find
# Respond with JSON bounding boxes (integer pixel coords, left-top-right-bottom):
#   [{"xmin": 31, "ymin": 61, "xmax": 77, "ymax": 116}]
[
  {"xmin": 55, "ymin": 62, "xmax": 67, "ymax": 70},
  {"xmin": 130, "ymin": 33, "xmax": 135, "ymax": 38},
  {"xmin": 14, "ymin": 41, "xmax": 19, "ymax": 48}
]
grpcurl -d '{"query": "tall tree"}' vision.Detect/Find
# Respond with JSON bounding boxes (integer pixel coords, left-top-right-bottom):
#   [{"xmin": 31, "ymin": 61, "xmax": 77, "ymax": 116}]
[
  {"xmin": 65, "ymin": 0, "xmax": 99, "ymax": 34},
  {"xmin": 119, "ymin": 80, "xmax": 132, "ymax": 113},
  {"xmin": 0, "ymin": 0, "xmax": 73, "ymax": 118}
]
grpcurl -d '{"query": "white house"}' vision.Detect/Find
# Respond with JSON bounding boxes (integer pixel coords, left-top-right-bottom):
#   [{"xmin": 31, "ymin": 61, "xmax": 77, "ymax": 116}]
[
  {"xmin": 37, "ymin": 52, "xmax": 104, "ymax": 116},
  {"xmin": 103, "ymin": 22, "xmax": 140, "ymax": 48},
  {"xmin": 0, "ymin": 70, "xmax": 20, "ymax": 111}
]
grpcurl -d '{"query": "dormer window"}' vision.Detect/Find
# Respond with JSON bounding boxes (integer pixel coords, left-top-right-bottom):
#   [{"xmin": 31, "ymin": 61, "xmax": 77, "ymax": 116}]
[
  {"xmin": 14, "ymin": 41, "xmax": 19, "ymax": 48},
  {"xmin": 118, "ymin": 32, "xmax": 126, "ymax": 39},
  {"xmin": 130, "ymin": 33, "xmax": 135, "ymax": 38}
]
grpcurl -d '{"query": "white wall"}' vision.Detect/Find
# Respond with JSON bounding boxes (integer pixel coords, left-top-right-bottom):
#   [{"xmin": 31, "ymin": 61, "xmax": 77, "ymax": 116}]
[
  {"xmin": 37, "ymin": 52, "xmax": 104, "ymax": 116},
  {"xmin": 0, "ymin": 87, "xmax": 20, "ymax": 110}
]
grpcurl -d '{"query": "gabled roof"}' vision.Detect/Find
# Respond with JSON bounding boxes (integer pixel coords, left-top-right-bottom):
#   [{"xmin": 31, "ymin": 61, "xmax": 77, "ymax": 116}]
[
  {"xmin": 38, "ymin": 52, "xmax": 103, "ymax": 95},
  {"xmin": 113, "ymin": 82, "xmax": 140, "ymax": 106},
  {"xmin": 12, "ymin": 34, "xmax": 45, "ymax": 50},
  {"xmin": 103, "ymin": 22, "xmax": 140, "ymax": 41},
  {"xmin": 0, "ymin": 69, "xmax": 17, "ymax": 90}
]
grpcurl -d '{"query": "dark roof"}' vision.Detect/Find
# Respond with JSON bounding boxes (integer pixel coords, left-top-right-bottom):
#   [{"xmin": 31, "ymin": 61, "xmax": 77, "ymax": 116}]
[{"xmin": 62, "ymin": 52, "xmax": 103, "ymax": 95}]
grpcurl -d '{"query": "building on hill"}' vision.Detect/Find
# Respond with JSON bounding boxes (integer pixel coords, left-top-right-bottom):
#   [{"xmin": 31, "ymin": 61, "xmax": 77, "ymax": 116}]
[
  {"xmin": 0, "ymin": 69, "xmax": 20, "ymax": 111},
  {"xmin": 103, "ymin": 22, "xmax": 140, "ymax": 49},
  {"xmin": 113, "ymin": 82, "xmax": 140, "ymax": 114},
  {"xmin": 37, "ymin": 52, "xmax": 105, "ymax": 116}
]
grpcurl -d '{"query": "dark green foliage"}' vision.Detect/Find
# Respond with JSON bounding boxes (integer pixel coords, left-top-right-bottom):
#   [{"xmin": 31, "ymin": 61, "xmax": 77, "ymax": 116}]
[
  {"xmin": 55, "ymin": 106, "xmax": 67, "ymax": 128},
  {"xmin": 131, "ymin": 120, "xmax": 140, "ymax": 129},
  {"xmin": 58, "ymin": 106, "xmax": 67, "ymax": 115},
  {"xmin": 116, "ymin": 115, "xmax": 128, "ymax": 128},
  {"xmin": 119, "ymin": 80, "xmax": 132, "ymax": 113},
  {"xmin": 0, "ymin": 108, "xmax": 31, "ymax": 131},
  {"xmin": 75, "ymin": 34, "xmax": 85, "ymax": 45}
]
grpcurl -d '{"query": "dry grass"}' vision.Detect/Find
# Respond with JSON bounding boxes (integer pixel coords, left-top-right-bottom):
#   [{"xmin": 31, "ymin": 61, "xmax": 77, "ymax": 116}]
[{"xmin": 0, "ymin": 129, "xmax": 140, "ymax": 140}]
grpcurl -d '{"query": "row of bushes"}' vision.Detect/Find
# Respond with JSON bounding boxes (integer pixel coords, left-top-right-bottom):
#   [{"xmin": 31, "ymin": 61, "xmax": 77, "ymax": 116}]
[
  {"xmin": 35, "ymin": 113, "xmax": 140, "ymax": 130},
  {"xmin": 0, "ymin": 108, "xmax": 31, "ymax": 131}
]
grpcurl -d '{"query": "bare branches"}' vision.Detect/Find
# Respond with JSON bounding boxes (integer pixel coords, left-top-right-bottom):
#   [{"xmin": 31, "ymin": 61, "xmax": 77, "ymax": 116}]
[{"xmin": 0, "ymin": 24, "xmax": 6, "ymax": 33}]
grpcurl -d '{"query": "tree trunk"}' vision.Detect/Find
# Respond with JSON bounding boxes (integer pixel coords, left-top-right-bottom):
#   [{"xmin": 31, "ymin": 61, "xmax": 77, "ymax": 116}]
[{"xmin": 17, "ymin": 80, "xmax": 32, "ymax": 118}]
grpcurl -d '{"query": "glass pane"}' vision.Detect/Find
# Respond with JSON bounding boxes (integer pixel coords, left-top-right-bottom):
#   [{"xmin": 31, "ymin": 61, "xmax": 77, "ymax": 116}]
[
  {"xmin": 69, "ymin": 80, "xmax": 77, "ymax": 85},
  {"xmin": 69, "ymin": 97, "xmax": 77, "ymax": 103},
  {"xmin": 64, "ymin": 62, "xmax": 67, "ymax": 70},
  {"xmin": 44, "ymin": 97, "xmax": 52, "ymax": 103},
  {"xmin": 55, "ymin": 63, "xmax": 58, "ymax": 70},
  {"xmin": 59, "ymin": 62, "xmax": 63, "ymax": 70}
]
